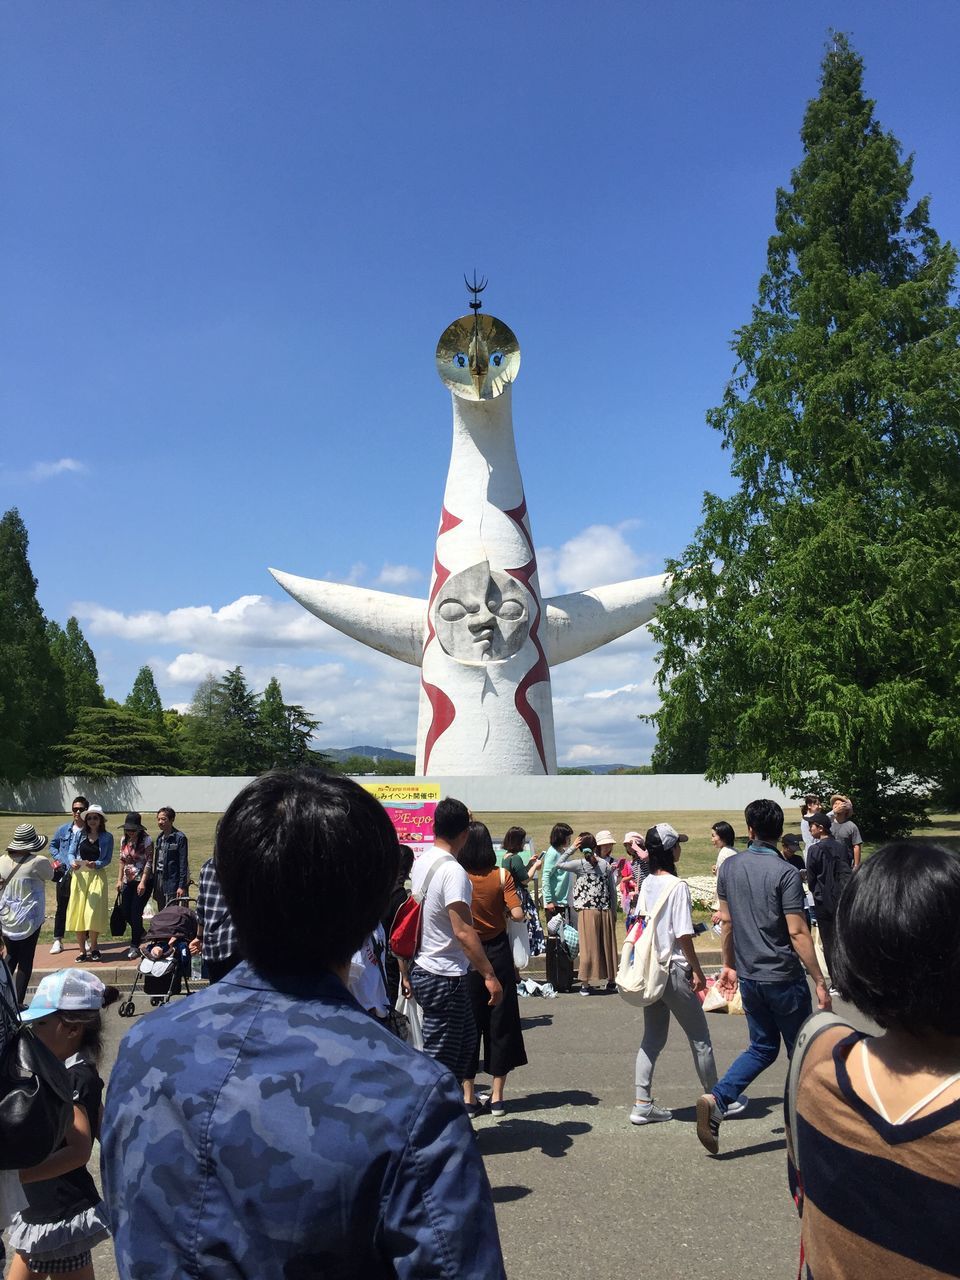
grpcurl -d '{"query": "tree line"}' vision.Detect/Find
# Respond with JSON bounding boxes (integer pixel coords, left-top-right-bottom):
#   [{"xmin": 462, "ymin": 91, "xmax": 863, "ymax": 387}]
[{"xmin": 0, "ymin": 508, "xmax": 335, "ymax": 781}]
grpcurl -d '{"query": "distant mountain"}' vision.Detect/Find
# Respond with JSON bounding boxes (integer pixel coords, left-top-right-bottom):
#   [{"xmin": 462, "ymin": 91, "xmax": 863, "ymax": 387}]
[
  {"xmin": 324, "ymin": 745, "xmax": 416, "ymax": 763},
  {"xmin": 563, "ymin": 763, "xmax": 647, "ymax": 774}
]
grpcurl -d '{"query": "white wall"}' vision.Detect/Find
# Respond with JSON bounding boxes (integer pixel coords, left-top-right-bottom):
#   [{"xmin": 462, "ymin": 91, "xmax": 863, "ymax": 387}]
[{"xmin": 1, "ymin": 773, "xmax": 796, "ymax": 814}]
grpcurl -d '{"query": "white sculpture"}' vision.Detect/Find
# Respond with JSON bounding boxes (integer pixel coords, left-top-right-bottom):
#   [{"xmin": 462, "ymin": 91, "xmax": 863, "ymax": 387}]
[{"xmin": 271, "ymin": 286, "xmax": 668, "ymax": 774}]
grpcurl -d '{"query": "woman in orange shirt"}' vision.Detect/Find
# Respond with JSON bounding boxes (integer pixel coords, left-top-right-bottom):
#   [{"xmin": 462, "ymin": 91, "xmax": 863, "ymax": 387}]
[{"xmin": 458, "ymin": 821, "xmax": 529, "ymax": 1118}]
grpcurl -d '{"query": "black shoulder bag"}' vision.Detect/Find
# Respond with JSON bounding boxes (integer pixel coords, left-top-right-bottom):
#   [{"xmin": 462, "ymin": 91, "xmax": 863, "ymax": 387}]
[{"xmin": 0, "ymin": 957, "xmax": 74, "ymax": 1170}]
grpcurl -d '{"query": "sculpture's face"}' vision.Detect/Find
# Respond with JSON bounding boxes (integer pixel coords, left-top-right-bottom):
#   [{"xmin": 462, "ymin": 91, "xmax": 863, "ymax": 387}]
[{"xmin": 434, "ymin": 561, "xmax": 531, "ymax": 663}]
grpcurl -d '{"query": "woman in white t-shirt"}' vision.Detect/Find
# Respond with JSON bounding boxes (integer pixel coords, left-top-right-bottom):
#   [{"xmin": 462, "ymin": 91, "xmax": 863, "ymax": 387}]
[{"xmin": 631, "ymin": 823, "xmax": 746, "ymax": 1126}]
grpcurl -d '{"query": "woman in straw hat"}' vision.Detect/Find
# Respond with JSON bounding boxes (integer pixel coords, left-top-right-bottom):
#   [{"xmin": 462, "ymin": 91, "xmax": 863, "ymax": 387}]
[
  {"xmin": 0, "ymin": 823, "xmax": 54, "ymax": 1004},
  {"xmin": 65, "ymin": 806, "xmax": 113, "ymax": 963}
]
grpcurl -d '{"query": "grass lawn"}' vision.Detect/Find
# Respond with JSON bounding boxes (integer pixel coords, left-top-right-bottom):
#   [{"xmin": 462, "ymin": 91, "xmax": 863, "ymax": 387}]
[{"xmin": 5, "ymin": 807, "xmax": 958, "ymax": 946}]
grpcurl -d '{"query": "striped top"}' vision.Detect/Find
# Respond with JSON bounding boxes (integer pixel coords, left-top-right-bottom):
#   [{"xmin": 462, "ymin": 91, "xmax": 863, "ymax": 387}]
[{"xmin": 791, "ymin": 1027, "xmax": 960, "ymax": 1278}]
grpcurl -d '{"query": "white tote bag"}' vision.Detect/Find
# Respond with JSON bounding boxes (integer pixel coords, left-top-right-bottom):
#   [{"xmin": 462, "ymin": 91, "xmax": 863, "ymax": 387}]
[
  {"xmin": 616, "ymin": 878, "xmax": 682, "ymax": 1007},
  {"xmin": 500, "ymin": 868, "xmax": 531, "ymax": 970}
]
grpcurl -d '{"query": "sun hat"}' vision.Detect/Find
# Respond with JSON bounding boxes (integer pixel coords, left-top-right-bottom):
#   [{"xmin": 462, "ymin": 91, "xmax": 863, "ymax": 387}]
[
  {"xmin": 122, "ymin": 811, "xmax": 145, "ymax": 832},
  {"xmin": 6, "ymin": 823, "xmax": 48, "ymax": 854},
  {"xmin": 623, "ymin": 830, "xmax": 645, "ymax": 846},
  {"xmin": 82, "ymin": 804, "xmax": 107, "ymax": 824},
  {"xmin": 644, "ymin": 823, "xmax": 689, "ymax": 853},
  {"xmin": 594, "ymin": 830, "xmax": 616, "ymax": 847},
  {"xmin": 20, "ymin": 969, "xmax": 106, "ymax": 1023}
]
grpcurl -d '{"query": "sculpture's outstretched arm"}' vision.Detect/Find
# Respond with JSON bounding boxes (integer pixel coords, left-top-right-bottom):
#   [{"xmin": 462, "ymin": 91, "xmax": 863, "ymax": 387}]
[
  {"xmin": 543, "ymin": 574, "xmax": 670, "ymax": 666},
  {"xmin": 269, "ymin": 568, "xmax": 427, "ymax": 667}
]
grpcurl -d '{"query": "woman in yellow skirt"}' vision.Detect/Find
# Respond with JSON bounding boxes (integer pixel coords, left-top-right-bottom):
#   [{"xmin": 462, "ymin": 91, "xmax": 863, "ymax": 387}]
[{"xmin": 65, "ymin": 804, "xmax": 114, "ymax": 962}]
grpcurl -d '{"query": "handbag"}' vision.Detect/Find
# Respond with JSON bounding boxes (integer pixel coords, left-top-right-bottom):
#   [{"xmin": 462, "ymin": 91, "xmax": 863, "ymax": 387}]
[
  {"xmin": 500, "ymin": 868, "xmax": 531, "ymax": 970},
  {"xmin": 0, "ymin": 959, "xmax": 74, "ymax": 1171},
  {"xmin": 616, "ymin": 878, "xmax": 683, "ymax": 1007},
  {"xmin": 702, "ymin": 980, "xmax": 745, "ymax": 1015},
  {"xmin": 395, "ymin": 991, "xmax": 423, "ymax": 1051},
  {"xmin": 110, "ymin": 891, "xmax": 127, "ymax": 938}
]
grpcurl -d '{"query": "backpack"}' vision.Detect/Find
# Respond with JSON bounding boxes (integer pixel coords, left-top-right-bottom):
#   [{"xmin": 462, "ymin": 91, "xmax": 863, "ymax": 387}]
[
  {"xmin": 389, "ymin": 854, "xmax": 454, "ymax": 961},
  {"xmin": 616, "ymin": 877, "xmax": 684, "ymax": 1007}
]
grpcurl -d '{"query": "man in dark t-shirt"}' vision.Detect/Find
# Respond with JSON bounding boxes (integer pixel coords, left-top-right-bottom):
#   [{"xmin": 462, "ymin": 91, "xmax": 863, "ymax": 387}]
[
  {"xmin": 805, "ymin": 812, "xmax": 853, "ymax": 994},
  {"xmin": 696, "ymin": 799, "xmax": 831, "ymax": 1156}
]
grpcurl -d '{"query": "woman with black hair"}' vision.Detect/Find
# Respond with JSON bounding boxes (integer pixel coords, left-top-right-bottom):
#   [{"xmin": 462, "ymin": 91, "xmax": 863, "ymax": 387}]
[
  {"xmin": 631, "ymin": 824, "xmax": 746, "ymax": 1124},
  {"xmin": 788, "ymin": 842, "xmax": 960, "ymax": 1277},
  {"xmin": 558, "ymin": 833, "xmax": 618, "ymax": 994},
  {"xmin": 458, "ymin": 822, "xmax": 528, "ymax": 1117},
  {"xmin": 499, "ymin": 827, "xmax": 546, "ymax": 959}
]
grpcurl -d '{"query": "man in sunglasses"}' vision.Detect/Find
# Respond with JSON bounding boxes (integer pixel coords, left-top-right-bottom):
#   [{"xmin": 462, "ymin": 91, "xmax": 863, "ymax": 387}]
[{"xmin": 47, "ymin": 795, "xmax": 88, "ymax": 955}]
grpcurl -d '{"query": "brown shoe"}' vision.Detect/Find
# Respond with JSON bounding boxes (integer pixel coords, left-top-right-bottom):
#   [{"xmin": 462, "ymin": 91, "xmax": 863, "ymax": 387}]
[{"xmin": 696, "ymin": 1093, "xmax": 721, "ymax": 1155}]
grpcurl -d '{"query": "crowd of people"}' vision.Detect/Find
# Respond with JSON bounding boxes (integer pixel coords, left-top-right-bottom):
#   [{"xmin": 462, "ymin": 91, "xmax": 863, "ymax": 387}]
[{"xmin": 0, "ymin": 777, "xmax": 956, "ymax": 1279}]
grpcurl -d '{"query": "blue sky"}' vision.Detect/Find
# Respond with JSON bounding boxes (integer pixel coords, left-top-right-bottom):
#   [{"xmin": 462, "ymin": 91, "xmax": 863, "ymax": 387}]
[{"xmin": 4, "ymin": 2, "xmax": 959, "ymax": 764}]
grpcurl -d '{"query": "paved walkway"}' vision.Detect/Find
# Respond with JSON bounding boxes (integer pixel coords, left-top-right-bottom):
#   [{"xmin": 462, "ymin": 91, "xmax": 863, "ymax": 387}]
[{"xmin": 78, "ymin": 975, "xmax": 863, "ymax": 1279}]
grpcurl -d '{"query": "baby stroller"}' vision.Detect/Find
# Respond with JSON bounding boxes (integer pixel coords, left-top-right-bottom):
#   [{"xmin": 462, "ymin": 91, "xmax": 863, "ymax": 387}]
[{"xmin": 117, "ymin": 900, "xmax": 198, "ymax": 1018}]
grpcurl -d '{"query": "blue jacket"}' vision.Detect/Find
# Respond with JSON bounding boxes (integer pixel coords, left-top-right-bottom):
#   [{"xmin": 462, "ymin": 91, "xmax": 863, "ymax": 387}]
[
  {"xmin": 66, "ymin": 830, "xmax": 113, "ymax": 870},
  {"xmin": 154, "ymin": 828, "xmax": 189, "ymax": 895},
  {"xmin": 101, "ymin": 964, "xmax": 506, "ymax": 1280},
  {"xmin": 49, "ymin": 821, "xmax": 83, "ymax": 868}
]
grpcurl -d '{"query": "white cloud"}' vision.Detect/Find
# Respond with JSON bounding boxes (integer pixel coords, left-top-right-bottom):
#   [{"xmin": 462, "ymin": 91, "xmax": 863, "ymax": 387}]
[
  {"xmin": 164, "ymin": 653, "xmax": 233, "ymax": 684},
  {"xmin": 75, "ymin": 594, "xmax": 334, "ymax": 652},
  {"xmin": 538, "ymin": 522, "xmax": 651, "ymax": 595},
  {"xmin": 375, "ymin": 563, "xmax": 423, "ymax": 588},
  {"xmin": 3, "ymin": 457, "xmax": 88, "ymax": 484}
]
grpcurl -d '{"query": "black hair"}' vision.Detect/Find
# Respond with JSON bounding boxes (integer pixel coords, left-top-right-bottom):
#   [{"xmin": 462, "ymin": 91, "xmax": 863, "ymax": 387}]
[
  {"xmin": 397, "ymin": 844, "xmax": 415, "ymax": 882},
  {"xmin": 832, "ymin": 842, "xmax": 960, "ymax": 1037},
  {"xmin": 711, "ymin": 820, "xmax": 735, "ymax": 847},
  {"xmin": 71, "ymin": 795, "xmax": 89, "ymax": 811},
  {"xmin": 157, "ymin": 806, "xmax": 176, "ymax": 822},
  {"xmin": 458, "ymin": 821, "xmax": 497, "ymax": 874},
  {"xmin": 744, "ymin": 798, "xmax": 784, "ymax": 842},
  {"xmin": 60, "ymin": 985, "xmax": 120, "ymax": 1063},
  {"xmin": 646, "ymin": 841, "xmax": 677, "ymax": 876},
  {"xmin": 578, "ymin": 832, "xmax": 596, "ymax": 854},
  {"xmin": 550, "ymin": 822, "xmax": 573, "ymax": 850},
  {"xmin": 434, "ymin": 796, "xmax": 471, "ymax": 842},
  {"xmin": 214, "ymin": 769, "xmax": 399, "ymax": 976},
  {"xmin": 502, "ymin": 826, "xmax": 526, "ymax": 854}
]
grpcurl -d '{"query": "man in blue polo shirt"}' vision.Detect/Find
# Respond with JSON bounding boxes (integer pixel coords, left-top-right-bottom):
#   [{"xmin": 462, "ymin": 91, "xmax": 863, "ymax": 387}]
[{"xmin": 696, "ymin": 798, "xmax": 830, "ymax": 1155}]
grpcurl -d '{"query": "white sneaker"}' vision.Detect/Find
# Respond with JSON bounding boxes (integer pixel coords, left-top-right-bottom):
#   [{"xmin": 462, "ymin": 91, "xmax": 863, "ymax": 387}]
[
  {"xmin": 828, "ymin": 986, "xmax": 841, "ymax": 998},
  {"xmin": 50, "ymin": 939, "xmax": 63, "ymax": 955},
  {"xmin": 725, "ymin": 1095, "xmax": 749, "ymax": 1117},
  {"xmin": 630, "ymin": 1101, "xmax": 673, "ymax": 1125}
]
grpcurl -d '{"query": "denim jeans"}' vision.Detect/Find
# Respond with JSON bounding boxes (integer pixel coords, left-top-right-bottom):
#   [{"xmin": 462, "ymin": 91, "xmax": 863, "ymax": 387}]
[{"xmin": 711, "ymin": 975, "xmax": 812, "ymax": 1113}]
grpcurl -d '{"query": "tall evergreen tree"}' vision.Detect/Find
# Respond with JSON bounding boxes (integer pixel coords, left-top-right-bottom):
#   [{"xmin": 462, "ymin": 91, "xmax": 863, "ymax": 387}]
[
  {"xmin": 47, "ymin": 616, "xmax": 105, "ymax": 723},
  {"xmin": 258, "ymin": 676, "xmax": 321, "ymax": 769},
  {"xmin": 650, "ymin": 35, "xmax": 960, "ymax": 838},
  {"xmin": 0, "ymin": 509, "xmax": 68, "ymax": 781},
  {"xmin": 125, "ymin": 665, "xmax": 164, "ymax": 729},
  {"xmin": 180, "ymin": 668, "xmax": 264, "ymax": 775}
]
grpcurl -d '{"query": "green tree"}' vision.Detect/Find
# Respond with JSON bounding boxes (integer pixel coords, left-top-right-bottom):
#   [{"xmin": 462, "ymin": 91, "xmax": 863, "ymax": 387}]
[
  {"xmin": 258, "ymin": 676, "xmax": 322, "ymax": 768},
  {"xmin": 650, "ymin": 35, "xmax": 960, "ymax": 839},
  {"xmin": 47, "ymin": 616, "xmax": 105, "ymax": 724},
  {"xmin": 59, "ymin": 705, "xmax": 180, "ymax": 779},
  {"xmin": 180, "ymin": 668, "xmax": 265, "ymax": 775},
  {"xmin": 125, "ymin": 665, "xmax": 164, "ymax": 729},
  {"xmin": 0, "ymin": 509, "xmax": 68, "ymax": 781},
  {"xmin": 178, "ymin": 675, "xmax": 221, "ymax": 774}
]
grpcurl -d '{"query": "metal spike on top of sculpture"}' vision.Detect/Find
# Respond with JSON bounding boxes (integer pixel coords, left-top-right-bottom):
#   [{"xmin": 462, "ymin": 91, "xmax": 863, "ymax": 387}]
[{"xmin": 270, "ymin": 278, "xmax": 669, "ymax": 775}]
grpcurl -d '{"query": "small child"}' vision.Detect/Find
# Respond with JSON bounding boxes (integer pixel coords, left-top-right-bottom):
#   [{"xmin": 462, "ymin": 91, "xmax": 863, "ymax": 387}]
[{"xmin": 7, "ymin": 970, "xmax": 119, "ymax": 1280}]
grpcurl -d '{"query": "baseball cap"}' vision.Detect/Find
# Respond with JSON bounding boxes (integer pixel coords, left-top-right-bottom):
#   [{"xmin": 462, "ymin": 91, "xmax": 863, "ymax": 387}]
[
  {"xmin": 645, "ymin": 823, "xmax": 689, "ymax": 853},
  {"xmin": 781, "ymin": 834, "xmax": 802, "ymax": 849},
  {"xmin": 20, "ymin": 969, "xmax": 106, "ymax": 1022}
]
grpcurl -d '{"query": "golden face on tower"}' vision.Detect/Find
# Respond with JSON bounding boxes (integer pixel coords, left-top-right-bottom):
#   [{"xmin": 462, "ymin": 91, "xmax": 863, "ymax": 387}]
[{"xmin": 435, "ymin": 313, "xmax": 521, "ymax": 400}]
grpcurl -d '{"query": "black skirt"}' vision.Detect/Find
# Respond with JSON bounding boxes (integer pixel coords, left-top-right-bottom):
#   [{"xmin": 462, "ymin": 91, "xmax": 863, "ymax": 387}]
[{"xmin": 467, "ymin": 930, "xmax": 528, "ymax": 1078}]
